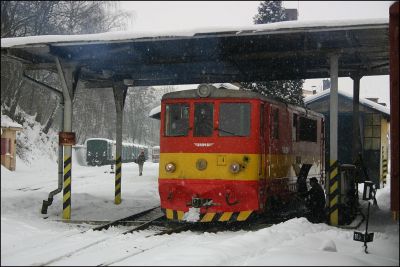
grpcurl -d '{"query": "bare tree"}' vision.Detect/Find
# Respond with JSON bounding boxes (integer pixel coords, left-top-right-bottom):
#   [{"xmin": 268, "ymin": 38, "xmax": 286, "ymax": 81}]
[{"xmin": 1, "ymin": 1, "xmax": 130, "ymax": 131}]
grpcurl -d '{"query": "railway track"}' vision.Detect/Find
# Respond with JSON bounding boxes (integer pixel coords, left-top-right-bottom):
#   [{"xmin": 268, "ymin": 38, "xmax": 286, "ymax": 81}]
[
  {"xmin": 91, "ymin": 205, "xmax": 161, "ymax": 231},
  {"xmin": 30, "ymin": 204, "xmax": 313, "ymax": 266},
  {"xmin": 32, "ymin": 206, "xmax": 195, "ymax": 266}
]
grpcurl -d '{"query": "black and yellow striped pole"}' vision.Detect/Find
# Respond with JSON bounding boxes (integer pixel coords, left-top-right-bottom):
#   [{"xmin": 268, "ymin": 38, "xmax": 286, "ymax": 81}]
[
  {"xmin": 115, "ymin": 156, "xmax": 122, "ymax": 204},
  {"xmin": 60, "ymin": 132, "xmax": 75, "ymax": 220},
  {"xmin": 329, "ymin": 54, "xmax": 339, "ymax": 226},
  {"xmin": 382, "ymin": 155, "xmax": 388, "ymax": 187},
  {"xmin": 55, "ymin": 57, "xmax": 78, "ymax": 220},
  {"xmin": 329, "ymin": 160, "xmax": 339, "ymax": 225},
  {"xmin": 63, "ymin": 153, "xmax": 72, "ymax": 218},
  {"xmin": 113, "ymin": 81, "xmax": 127, "ymax": 205}
]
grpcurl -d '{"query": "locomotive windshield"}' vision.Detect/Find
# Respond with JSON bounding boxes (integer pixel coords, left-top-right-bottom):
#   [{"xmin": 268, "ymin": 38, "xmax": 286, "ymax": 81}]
[
  {"xmin": 165, "ymin": 103, "xmax": 189, "ymax": 136},
  {"xmin": 218, "ymin": 103, "xmax": 251, "ymax": 136},
  {"xmin": 194, "ymin": 103, "xmax": 213, "ymax": 137}
]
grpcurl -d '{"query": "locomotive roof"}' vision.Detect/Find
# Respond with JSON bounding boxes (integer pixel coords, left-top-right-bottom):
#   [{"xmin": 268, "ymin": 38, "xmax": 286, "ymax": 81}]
[{"xmin": 162, "ymin": 88, "xmax": 324, "ymax": 119}]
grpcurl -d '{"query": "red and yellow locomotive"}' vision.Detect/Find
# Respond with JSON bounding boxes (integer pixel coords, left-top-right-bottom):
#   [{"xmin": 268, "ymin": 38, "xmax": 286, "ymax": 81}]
[{"xmin": 158, "ymin": 84, "xmax": 324, "ymax": 222}]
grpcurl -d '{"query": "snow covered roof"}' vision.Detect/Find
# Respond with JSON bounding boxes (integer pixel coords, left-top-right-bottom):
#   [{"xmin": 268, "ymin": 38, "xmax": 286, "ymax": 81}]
[
  {"xmin": 1, "ymin": 18, "xmax": 389, "ymax": 87},
  {"xmin": 1, "ymin": 115, "xmax": 23, "ymax": 130},
  {"xmin": 1, "ymin": 18, "xmax": 388, "ymax": 48},
  {"xmin": 304, "ymin": 89, "xmax": 390, "ymax": 116}
]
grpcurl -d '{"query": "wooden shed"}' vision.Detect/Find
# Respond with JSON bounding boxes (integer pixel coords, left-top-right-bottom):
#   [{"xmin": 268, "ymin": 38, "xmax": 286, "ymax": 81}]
[
  {"xmin": 305, "ymin": 90, "xmax": 390, "ymax": 189},
  {"xmin": 1, "ymin": 115, "xmax": 23, "ymax": 171}
]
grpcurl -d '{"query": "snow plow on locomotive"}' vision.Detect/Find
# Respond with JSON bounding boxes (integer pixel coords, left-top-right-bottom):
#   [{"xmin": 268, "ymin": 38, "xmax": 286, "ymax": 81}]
[{"xmin": 158, "ymin": 84, "xmax": 325, "ymax": 223}]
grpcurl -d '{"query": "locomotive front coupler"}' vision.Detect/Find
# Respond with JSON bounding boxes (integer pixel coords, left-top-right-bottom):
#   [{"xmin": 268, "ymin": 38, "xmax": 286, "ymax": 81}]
[{"xmin": 187, "ymin": 196, "xmax": 220, "ymax": 208}]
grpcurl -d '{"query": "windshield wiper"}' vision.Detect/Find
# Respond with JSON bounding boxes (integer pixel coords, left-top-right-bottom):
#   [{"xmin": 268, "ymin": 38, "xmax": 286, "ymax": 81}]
[
  {"xmin": 217, "ymin": 127, "xmax": 245, "ymax": 137},
  {"xmin": 198, "ymin": 119, "xmax": 245, "ymax": 137}
]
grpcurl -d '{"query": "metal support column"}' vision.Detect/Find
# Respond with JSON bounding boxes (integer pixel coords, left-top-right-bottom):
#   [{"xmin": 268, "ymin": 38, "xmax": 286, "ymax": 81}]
[
  {"xmin": 389, "ymin": 1, "xmax": 399, "ymax": 220},
  {"xmin": 113, "ymin": 81, "xmax": 128, "ymax": 204},
  {"xmin": 55, "ymin": 57, "xmax": 79, "ymax": 219},
  {"xmin": 351, "ymin": 74, "xmax": 362, "ymax": 162},
  {"xmin": 329, "ymin": 54, "xmax": 340, "ymax": 226}
]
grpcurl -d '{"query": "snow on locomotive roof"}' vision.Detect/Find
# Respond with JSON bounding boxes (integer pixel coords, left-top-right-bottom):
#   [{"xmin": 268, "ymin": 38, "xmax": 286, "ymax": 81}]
[
  {"xmin": 162, "ymin": 88, "xmax": 268, "ymax": 100},
  {"xmin": 1, "ymin": 18, "xmax": 387, "ymax": 48}
]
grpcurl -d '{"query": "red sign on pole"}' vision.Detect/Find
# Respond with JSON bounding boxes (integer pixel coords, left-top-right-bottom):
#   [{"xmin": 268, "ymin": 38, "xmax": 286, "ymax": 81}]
[{"xmin": 59, "ymin": 132, "xmax": 76, "ymax": 146}]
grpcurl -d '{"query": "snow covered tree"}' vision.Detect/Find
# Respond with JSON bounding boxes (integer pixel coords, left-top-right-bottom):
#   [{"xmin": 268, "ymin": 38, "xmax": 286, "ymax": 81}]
[
  {"xmin": 241, "ymin": 1, "xmax": 304, "ymax": 106},
  {"xmin": 253, "ymin": 1, "xmax": 287, "ymax": 24}
]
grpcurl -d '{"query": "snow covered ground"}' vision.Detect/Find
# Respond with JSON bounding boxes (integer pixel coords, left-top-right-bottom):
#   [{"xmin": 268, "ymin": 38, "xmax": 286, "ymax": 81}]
[{"xmin": 1, "ymin": 125, "xmax": 399, "ymax": 265}]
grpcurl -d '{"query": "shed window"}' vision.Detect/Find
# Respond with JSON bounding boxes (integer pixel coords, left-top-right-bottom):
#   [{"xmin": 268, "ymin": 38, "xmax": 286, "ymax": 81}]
[{"xmin": 364, "ymin": 113, "xmax": 381, "ymax": 150}]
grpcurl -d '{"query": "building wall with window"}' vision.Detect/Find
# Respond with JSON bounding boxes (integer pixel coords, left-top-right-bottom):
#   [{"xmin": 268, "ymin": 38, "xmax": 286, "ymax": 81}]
[{"xmin": 304, "ymin": 90, "xmax": 390, "ymax": 188}]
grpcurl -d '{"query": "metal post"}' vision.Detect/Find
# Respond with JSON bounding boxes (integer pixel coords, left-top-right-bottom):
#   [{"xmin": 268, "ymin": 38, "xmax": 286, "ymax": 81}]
[
  {"xmin": 389, "ymin": 2, "xmax": 399, "ymax": 219},
  {"xmin": 329, "ymin": 54, "xmax": 339, "ymax": 226},
  {"xmin": 351, "ymin": 74, "xmax": 362, "ymax": 163},
  {"xmin": 41, "ymin": 103, "xmax": 64, "ymax": 214},
  {"xmin": 55, "ymin": 57, "xmax": 77, "ymax": 219},
  {"xmin": 364, "ymin": 201, "xmax": 371, "ymax": 253},
  {"xmin": 113, "ymin": 81, "xmax": 128, "ymax": 204}
]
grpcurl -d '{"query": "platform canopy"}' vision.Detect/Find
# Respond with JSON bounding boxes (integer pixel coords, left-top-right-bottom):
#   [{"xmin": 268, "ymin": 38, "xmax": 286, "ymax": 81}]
[{"xmin": 1, "ymin": 18, "xmax": 389, "ymax": 88}]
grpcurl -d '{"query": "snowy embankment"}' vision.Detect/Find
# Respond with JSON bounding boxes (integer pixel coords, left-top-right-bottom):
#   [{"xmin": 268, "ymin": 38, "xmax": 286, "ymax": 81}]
[{"xmin": 1, "ymin": 118, "xmax": 399, "ymax": 266}]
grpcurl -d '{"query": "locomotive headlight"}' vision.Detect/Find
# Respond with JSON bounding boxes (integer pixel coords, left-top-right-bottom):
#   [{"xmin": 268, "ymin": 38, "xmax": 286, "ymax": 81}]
[
  {"xmin": 229, "ymin": 162, "xmax": 241, "ymax": 174},
  {"xmin": 197, "ymin": 84, "xmax": 212, "ymax": 97},
  {"xmin": 165, "ymin": 162, "xmax": 176, "ymax": 173},
  {"xmin": 196, "ymin": 159, "xmax": 207, "ymax": 171}
]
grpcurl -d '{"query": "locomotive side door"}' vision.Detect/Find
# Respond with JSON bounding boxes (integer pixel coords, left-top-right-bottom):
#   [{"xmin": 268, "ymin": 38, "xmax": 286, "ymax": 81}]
[{"xmin": 269, "ymin": 104, "xmax": 281, "ymax": 179}]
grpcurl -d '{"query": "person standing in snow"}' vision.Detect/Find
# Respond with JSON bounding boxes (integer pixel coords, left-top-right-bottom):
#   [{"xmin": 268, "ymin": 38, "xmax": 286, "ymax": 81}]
[
  {"xmin": 304, "ymin": 177, "xmax": 326, "ymax": 223},
  {"xmin": 137, "ymin": 150, "xmax": 146, "ymax": 176}
]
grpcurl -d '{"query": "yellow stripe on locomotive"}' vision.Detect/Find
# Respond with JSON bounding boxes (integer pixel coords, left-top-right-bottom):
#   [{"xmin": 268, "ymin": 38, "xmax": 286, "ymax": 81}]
[{"xmin": 159, "ymin": 153, "xmax": 260, "ymax": 180}]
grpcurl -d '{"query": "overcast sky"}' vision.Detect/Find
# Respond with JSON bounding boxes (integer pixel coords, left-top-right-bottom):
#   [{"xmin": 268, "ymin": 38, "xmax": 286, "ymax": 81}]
[{"xmin": 119, "ymin": 1, "xmax": 394, "ymax": 107}]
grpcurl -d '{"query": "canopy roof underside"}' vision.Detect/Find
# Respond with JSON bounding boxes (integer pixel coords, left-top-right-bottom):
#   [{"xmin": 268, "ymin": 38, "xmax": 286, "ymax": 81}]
[{"xmin": 1, "ymin": 18, "xmax": 389, "ymax": 88}]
